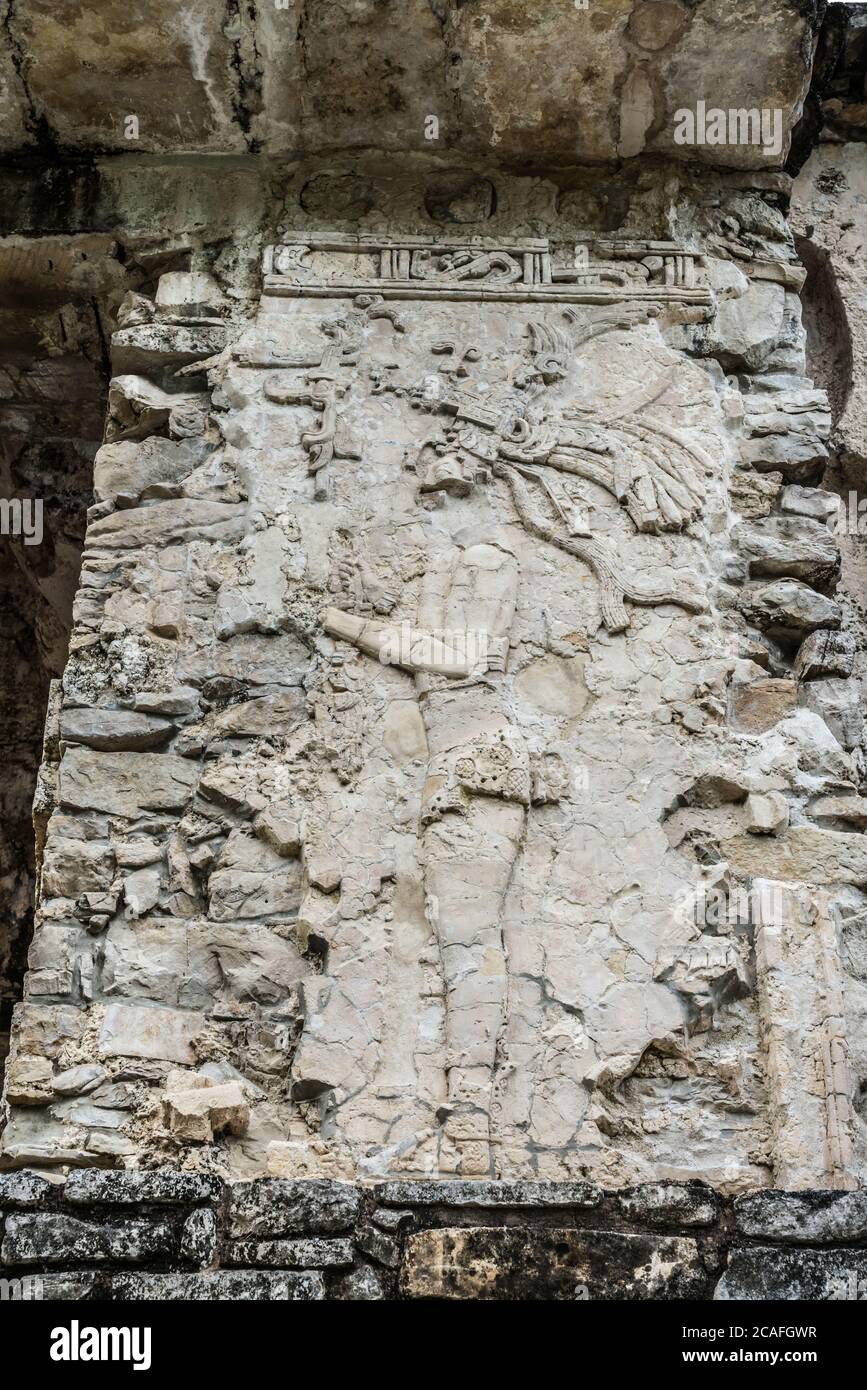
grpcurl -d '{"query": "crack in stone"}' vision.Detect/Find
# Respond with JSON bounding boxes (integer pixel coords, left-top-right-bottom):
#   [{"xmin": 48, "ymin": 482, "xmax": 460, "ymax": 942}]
[
  {"xmin": 225, "ymin": 0, "xmax": 265, "ymax": 154},
  {"xmin": 1, "ymin": 0, "xmax": 58, "ymax": 153}
]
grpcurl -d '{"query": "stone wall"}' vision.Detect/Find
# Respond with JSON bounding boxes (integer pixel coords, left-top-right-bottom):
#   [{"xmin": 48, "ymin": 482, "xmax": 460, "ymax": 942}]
[
  {"xmin": 2, "ymin": 157, "xmax": 866, "ymax": 1193},
  {"xmin": 2, "ymin": 1173, "xmax": 867, "ymax": 1300},
  {"xmin": 1, "ymin": 0, "xmax": 867, "ymax": 1304}
]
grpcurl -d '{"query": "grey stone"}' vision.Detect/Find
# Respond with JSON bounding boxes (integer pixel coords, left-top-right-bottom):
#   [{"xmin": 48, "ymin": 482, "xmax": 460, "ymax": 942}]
[
  {"xmin": 39, "ymin": 1273, "xmax": 100, "ymax": 1301},
  {"xmin": 61, "ymin": 709, "xmax": 174, "ymax": 752},
  {"xmin": 64, "ymin": 1170, "xmax": 221, "ymax": 1207},
  {"xmin": 0, "ymin": 1171, "xmax": 53, "ymax": 1208},
  {"xmin": 735, "ymin": 1191, "xmax": 867, "ymax": 1243},
  {"xmin": 181, "ymin": 1208, "xmax": 217, "ymax": 1267},
  {"xmin": 335, "ymin": 1264, "xmax": 387, "ymax": 1300},
  {"xmin": 87, "ymin": 500, "xmax": 246, "ymax": 550},
  {"xmin": 738, "ymin": 578, "xmax": 841, "ymax": 643},
  {"xmin": 111, "ymin": 322, "xmax": 227, "ymax": 375},
  {"xmin": 108, "ymin": 1271, "xmax": 325, "ymax": 1300},
  {"xmin": 780, "ymin": 485, "xmax": 841, "ymax": 523},
  {"xmin": 355, "ymin": 1223, "xmax": 401, "ymax": 1268},
  {"xmin": 1, "ymin": 1212, "xmax": 175, "ymax": 1266},
  {"xmin": 715, "ymin": 1247, "xmax": 867, "ymax": 1300},
  {"xmin": 379, "ymin": 1180, "xmax": 602, "ymax": 1207},
  {"xmin": 617, "ymin": 1183, "xmax": 720, "ymax": 1229},
  {"xmin": 372, "ymin": 1206, "xmax": 415, "ymax": 1233},
  {"xmin": 733, "ymin": 516, "xmax": 841, "ymax": 591},
  {"xmin": 59, "ymin": 748, "xmax": 198, "ymax": 816},
  {"xmin": 93, "ymin": 437, "xmax": 209, "ymax": 506},
  {"xmin": 132, "ymin": 687, "xmax": 201, "ymax": 717},
  {"xmin": 740, "ymin": 435, "xmax": 830, "ymax": 480},
  {"xmin": 227, "ymin": 1180, "xmax": 362, "ymax": 1237},
  {"xmin": 401, "ymin": 1227, "xmax": 707, "ymax": 1300},
  {"xmin": 226, "ymin": 1237, "xmax": 354, "ymax": 1268},
  {"xmin": 795, "ymin": 629, "xmax": 856, "ymax": 681},
  {"xmin": 52, "ymin": 1064, "xmax": 108, "ymax": 1096},
  {"xmin": 798, "ymin": 676, "xmax": 864, "ymax": 750}
]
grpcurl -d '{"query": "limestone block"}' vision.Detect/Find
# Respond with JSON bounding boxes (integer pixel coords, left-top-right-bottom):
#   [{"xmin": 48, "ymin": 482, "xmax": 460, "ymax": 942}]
[
  {"xmin": 725, "ymin": 828, "xmax": 867, "ymax": 886},
  {"xmin": 93, "ymin": 437, "xmax": 209, "ymax": 507},
  {"xmin": 795, "ymin": 629, "xmax": 856, "ymax": 681},
  {"xmin": 735, "ymin": 1191, "xmax": 867, "ymax": 1243},
  {"xmin": 86, "ymin": 498, "xmax": 246, "ymax": 550},
  {"xmin": 59, "ymin": 748, "xmax": 198, "ymax": 816},
  {"xmin": 60, "ymin": 708, "xmax": 174, "ymax": 752},
  {"xmin": 227, "ymin": 1181, "xmax": 362, "ymax": 1237},
  {"xmin": 808, "ymin": 794, "xmax": 867, "ymax": 829},
  {"xmin": 225, "ymin": 1238, "xmax": 354, "ymax": 1269},
  {"xmin": 161, "ymin": 1073, "xmax": 249, "ymax": 1143},
  {"xmin": 728, "ymin": 678, "xmax": 797, "ymax": 733},
  {"xmin": 716, "ymin": 1248, "xmax": 867, "ymax": 1301},
  {"xmin": 399, "ymin": 1227, "xmax": 706, "ymax": 1300},
  {"xmin": 1, "ymin": 1213, "xmax": 175, "ymax": 1266},
  {"xmin": 798, "ymin": 676, "xmax": 864, "ymax": 750},
  {"xmin": 738, "ymin": 578, "xmax": 841, "ymax": 643},
  {"xmin": 5, "ymin": 1054, "xmax": 54, "ymax": 1105},
  {"xmin": 745, "ymin": 791, "xmax": 789, "ymax": 835},
  {"xmin": 155, "ymin": 272, "xmax": 226, "ymax": 317},
  {"xmin": 98, "ymin": 1003, "xmax": 201, "ymax": 1065},
  {"xmin": 63, "ymin": 1171, "xmax": 221, "ymax": 1205},
  {"xmin": 733, "ymin": 516, "xmax": 841, "ymax": 591},
  {"xmin": 780, "ymin": 485, "xmax": 841, "ymax": 524},
  {"xmin": 254, "ymin": 805, "xmax": 302, "ymax": 858},
  {"xmin": 107, "ymin": 1272, "xmax": 325, "ymax": 1301}
]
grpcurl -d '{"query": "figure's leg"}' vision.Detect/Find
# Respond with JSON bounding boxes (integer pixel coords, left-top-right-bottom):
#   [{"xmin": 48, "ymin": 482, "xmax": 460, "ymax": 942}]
[{"xmin": 423, "ymin": 796, "xmax": 525, "ymax": 1174}]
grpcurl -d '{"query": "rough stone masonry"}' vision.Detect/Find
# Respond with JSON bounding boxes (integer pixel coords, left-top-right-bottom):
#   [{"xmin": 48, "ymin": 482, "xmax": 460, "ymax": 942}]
[{"xmin": 1, "ymin": 0, "xmax": 867, "ymax": 1299}]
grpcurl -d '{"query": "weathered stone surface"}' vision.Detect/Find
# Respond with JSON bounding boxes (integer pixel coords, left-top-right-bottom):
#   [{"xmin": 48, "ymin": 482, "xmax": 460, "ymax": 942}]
[
  {"xmin": 728, "ymin": 678, "xmax": 798, "ymax": 733},
  {"xmin": 735, "ymin": 1191, "xmax": 867, "ymax": 1243},
  {"xmin": 798, "ymin": 676, "xmax": 864, "ymax": 750},
  {"xmin": 98, "ymin": 1003, "xmax": 201, "ymax": 1065},
  {"xmin": 228, "ymin": 1181, "xmax": 362, "ymax": 1237},
  {"xmin": 0, "ymin": 1171, "xmax": 52, "ymax": 1208},
  {"xmin": 226, "ymin": 1237, "xmax": 354, "ymax": 1269},
  {"xmin": 180, "ymin": 1208, "xmax": 217, "ymax": 1267},
  {"xmin": 111, "ymin": 322, "xmax": 227, "ymax": 376},
  {"xmin": 351, "ymin": 1224, "xmax": 398, "ymax": 1270},
  {"xmin": 808, "ymin": 794, "xmax": 867, "ymax": 829},
  {"xmin": 379, "ymin": 1181, "xmax": 601, "ymax": 1208},
  {"xmin": 1, "ymin": 1212, "xmax": 174, "ymax": 1266},
  {"xmin": 715, "ymin": 1247, "xmax": 867, "ymax": 1301},
  {"xmin": 86, "ymin": 499, "xmax": 246, "ymax": 550},
  {"xmin": 4, "ymin": 1054, "xmax": 53, "ymax": 1105},
  {"xmin": 93, "ymin": 437, "xmax": 209, "ymax": 507},
  {"xmin": 4, "ymin": 15, "xmax": 865, "ymax": 1219},
  {"xmin": 161, "ymin": 1073, "xmax": 249, "ymax": 1143},
  {"xmin": 780, "ymin": 485, "xmax": 841, "ymax": 524},
  {"xmin": 336, "ymin": 1264, "xmax": 387, "ymax": 1300},
  {"xmin": 108, "ymin": 1271, "xmax": 325, "ymax": 1301},
  {"xmin": 733, "ymin": 516, "xmax": 841, "ymax": 591},
  {"xmin": 0, "ymin": 2, "xmax": 819, "ymax": 168},
  {"xmin": 745, "ymin": 791, "xmax": 789, "ymax": 835},
  {"xmin": 60, "ymin": 708, "xmax": 174, "ymax": 752},
  {"xmin": 400, "ymin": 1227, "xmax": 707, "ymax": 1300},
  {"xmin": 725, "ymin": 828, "xmax": 867, "ymax": 886},
  {"xmin": 64, "ymin": 1170, "xmax": 221, "ymax": 1206},
  {"xmin": 738, "ymin": 579, "xmax": 841, "ymax": 643},
  {"xmin": 616, "ymin": 1184, "xmax": 719, "ymax": 1229},
  {"xmin": 795, "ymin": 629, "xmax": 856, "ymax": 681},
  {"xmin": 58, "ymin": 748, "xmax": 197, "ymax": 816}
]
